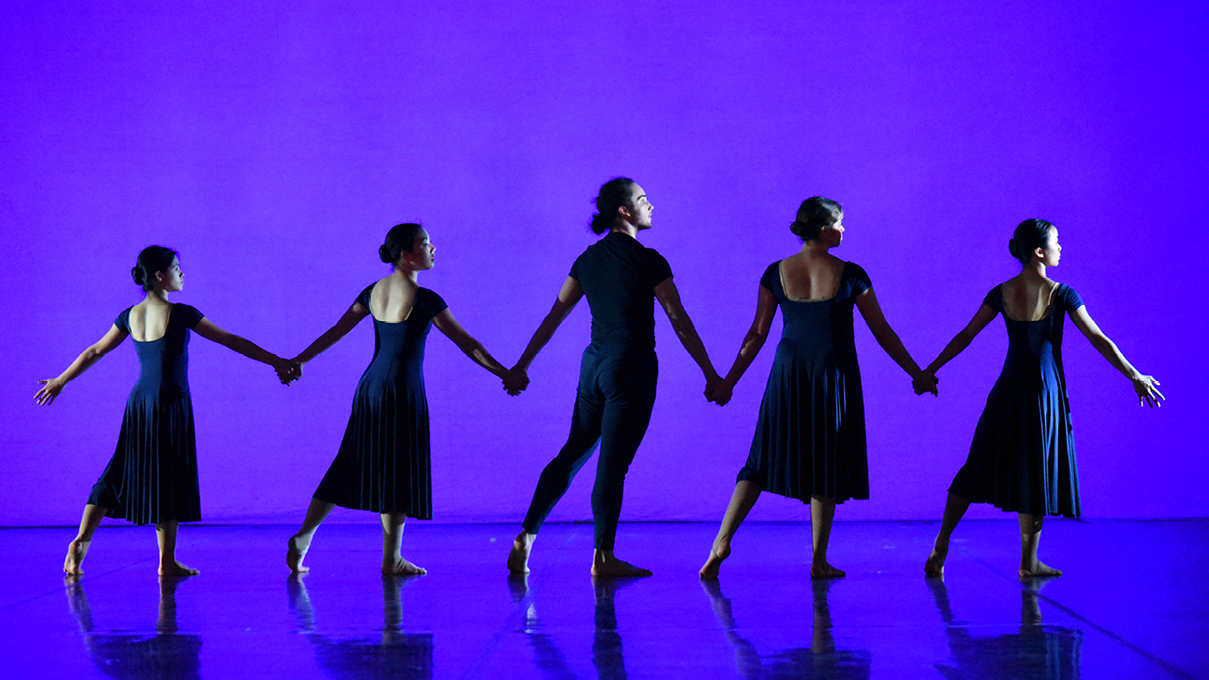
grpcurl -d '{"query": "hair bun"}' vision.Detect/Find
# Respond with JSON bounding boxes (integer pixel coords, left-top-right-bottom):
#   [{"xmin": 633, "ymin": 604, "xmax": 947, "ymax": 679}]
[
  {"xmin": 131, "ymin": 265, "xmax": 146, "ymax": 287},
  {"xmin": 378, "ymin": 244, "xmax": 393, "ymax": 263},
  {"xmin": 1008, "ymin": 238, "xmax": 1022, "ymax": 260}
]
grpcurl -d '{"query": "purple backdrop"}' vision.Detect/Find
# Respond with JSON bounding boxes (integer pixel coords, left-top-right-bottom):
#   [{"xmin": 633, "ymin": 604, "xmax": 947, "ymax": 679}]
[{"xmin": 2, "ymin": 1, "xmax": 1205, "ymax": 525}]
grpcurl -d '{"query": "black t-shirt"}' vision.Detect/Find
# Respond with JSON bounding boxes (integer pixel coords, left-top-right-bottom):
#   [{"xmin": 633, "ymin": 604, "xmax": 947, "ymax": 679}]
[{"xmin": 569, "ymin": 232, "xmax": 673, "ymax": 351}]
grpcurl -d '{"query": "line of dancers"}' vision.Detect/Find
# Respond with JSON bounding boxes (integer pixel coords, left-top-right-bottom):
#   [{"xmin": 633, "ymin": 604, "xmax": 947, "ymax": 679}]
[{"xmin": 37, "ymin": 178, "xmax": 1162, "ymax": 581}]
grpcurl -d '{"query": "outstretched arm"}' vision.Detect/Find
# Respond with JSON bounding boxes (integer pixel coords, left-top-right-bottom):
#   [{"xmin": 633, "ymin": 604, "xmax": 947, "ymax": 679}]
[
  {"xmin": 513, "ymin": 276, "xmax": 584, "ymax": 373},
  {"xmin": 654, "ymin": 277, "xmax": 720, "ymax": 393},
  {"xmin": 854, "ymin": 289, "xmax": 935, "ymax": 395},
  {"xmin": 923, "ymin": 303, "xmax": 998, "ymax": 386},
  {"xmin": 433, "ymin": 308, "xmax": 526, "ymax": 394},
  {"xmin": 290, "ymin": 303, "xmax": 372, "ymax": 374},
  {"xmin": 35, "ymin": 325, "xmax": 129, "ymax": 405},
  {"xmin": 711, "ymin": 284, "xmax": 778, "ymax": 405},
  {"xmin": 194, "ymin": 318, "xmax": 296, "ymax": 382},
  {"xmin": 1069, "ymin": 306, "xmax": 1163, "ymax": 407}
]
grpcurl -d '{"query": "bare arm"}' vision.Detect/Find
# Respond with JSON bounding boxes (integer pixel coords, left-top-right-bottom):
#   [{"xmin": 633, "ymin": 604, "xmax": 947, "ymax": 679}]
[
  {"xmin": 432, "ymin": 308, "xmax": 514, "ymax": 383},
  {"xmin": 1068, "ymin": 305, "xmax": 1163, "ymax": 407},
  {"xmin": 924, "ymin": 303, "xmax": 998, "ymax": 377},
  {"xmin": 513, "ymin": 277, "xmax": 584, "ymax": 373},
  {"xmin": 293, "ymin": 303, "xmax": 371, "ymax": 368},
  {"xmin": 35, "ymin": 325, "xmax": 129, "ymax": 405},
  {"xmin": 710, "ymin": 284, "xmax": 777, "ymax": 405},
  {"xmin": 654, "ymin": 277, "xmax": 720, "ymax": 387},
  {"xmin": 854, "ymin": 289, "xmax": 933, "ymax": 393}
]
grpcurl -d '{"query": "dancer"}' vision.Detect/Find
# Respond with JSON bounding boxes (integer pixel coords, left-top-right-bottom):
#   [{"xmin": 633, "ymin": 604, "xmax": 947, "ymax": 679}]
[
  {"xmin": 286, "ymin": 223, "xmax": 523, "ymax": 575},
  {"xmin": 38, "ymin": 246, "xmax": 295, "ymax": 577},
  {"xmin": 699, "ymin": 197, "xmax": 933, "ymax": 580},
  {"xmin": 922, "ymin": 219, "xmax": 1162, "ymax": 578},
  {"xmin": 507, "ymin": 178, "xmax": 719, "ymax": 577}
]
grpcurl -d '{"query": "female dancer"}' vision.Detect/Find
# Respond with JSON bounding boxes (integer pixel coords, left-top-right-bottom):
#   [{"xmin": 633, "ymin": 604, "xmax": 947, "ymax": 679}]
[
  {"xmin": 38, "ymin": 246, "xmax": 295, "ymax": 576},
  {"xmin": 923, "ymin": 219, "xmax": 1161, "ymax": 578},
  {"xmin": 699, "ymin": 197, "xmax": 933, "ymax": 580},
  {"xmin": 286, "ymin": 223, "xmax": 523, "ymax": 575},
  {"xmin": 507, "ymin": 178, "xmax": 719, "ymax": 578}
]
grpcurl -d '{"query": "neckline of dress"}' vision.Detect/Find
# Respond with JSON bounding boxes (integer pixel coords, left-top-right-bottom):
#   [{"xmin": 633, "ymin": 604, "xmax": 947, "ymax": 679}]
[
  {"xmin": 132, "ymin": 303, "xmax": 175, "ymax": 343},
  {"xmin": 999, "ymin": 282, "xmax": 1061, "ymax": 323},
  {"xmin": 778, "ymin": 260, "xmax": 845, "ymax": 303}
]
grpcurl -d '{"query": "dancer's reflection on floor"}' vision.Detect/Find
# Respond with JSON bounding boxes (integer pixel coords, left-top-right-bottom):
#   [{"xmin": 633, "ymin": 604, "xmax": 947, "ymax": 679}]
[
  {"xmin": 702, "ymin": 579, "xmax": 871, "ymax": 680},
  {"xmin": 64, "ymin": 575, "xmax": 202, "ymax": 680},
  {"xmin": 506, "ymin": 574, "xmax": 636, "ymax": 680},
  {"xmin": 927, "ymin": 577, "xmax": 1082, "ymax": 680},
  {"xmin": 287, "ymin": 574, "xmax": 433, "ymax": 680}
]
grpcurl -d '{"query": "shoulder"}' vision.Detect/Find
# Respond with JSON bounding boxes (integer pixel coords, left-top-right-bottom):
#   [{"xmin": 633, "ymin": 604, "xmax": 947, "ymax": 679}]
[
  {"xmin": 842, "ymin": 261, "xmax": 872, "ymax": 291},
  {"xmin": 644, "ymin": 246, "xmax": 672, "ymax": 277},
  {"xmin": 982, "ymin": 284, "xmax": 1004, "ymax": 311},
  {"xmin": 173, "ymin": 303, "xmax": 205, "ymax": 328},
  {"xmin": 114, "ymin": 306, "xmax": 135, "ymax": 332},
  {"xmin": 1055, "ymin": 282, "xmax": 1084, "ymax": 310},
  {"xmin": 356, "ymin": 282, "xmax": 378, "ymax": 307},
  {"xmin": 760, "ymin": 261, "xmax": 782, "ymax": 289},
  {"xmin": 417, "ymin": 288, "xmax": 449, "ymax": 316}
]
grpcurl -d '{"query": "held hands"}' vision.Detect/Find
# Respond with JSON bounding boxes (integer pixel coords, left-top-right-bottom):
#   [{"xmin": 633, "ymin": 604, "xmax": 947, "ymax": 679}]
[
  {"xmin": 274, "ymin": 357, "xmax": 303, "ymax": 386},
  {"xmin": 34, "ymin": 378, "xmax": 66, "ymax": 406},
  {"xmin": 503, "ymin": 365, "xmax": 529, "ymax": 396},
  {"xmin": 912, "ymin": 370, "xmax": 939, "ymax": 396},
  {"xmin": 1131, "ymin": 374, "xmax": 1164, "ymax": 408},
  {"xmin": 705, "ymin": 375, "xmax": 733, "ymax": 406}
]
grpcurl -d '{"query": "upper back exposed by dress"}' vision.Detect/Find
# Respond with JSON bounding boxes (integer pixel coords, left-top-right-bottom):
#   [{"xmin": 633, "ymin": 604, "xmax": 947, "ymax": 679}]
[
  {"xmin": 569, "ymin": 232, "xmax": 672, "ymax": 353},
  {"xmin": 356, "ymin": 283, "xmax": 447, "ymax": 389},
  {"xmin": 984, "ymin": 283, "xmax": 1084, "ymax": 395},
  {"xmin": 764, "ymin": 260, "xmax": 871, "ymax": 374},
  {"xmin": 117, "ymin": 303, "xmax": 205, "ymax": 403}
]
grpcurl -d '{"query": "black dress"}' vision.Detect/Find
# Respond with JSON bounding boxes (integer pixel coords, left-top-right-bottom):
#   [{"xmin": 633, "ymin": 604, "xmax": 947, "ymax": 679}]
[
  {"xmin": 313, "ymin": 283, "xmax": 447, "ymax": 518},
  {"xmin": 88, "ymin": 304, "xmax": 205, "ymax": 525},
  {"xmin": 738, "ymin": 261, "xmax": 872, "ymax": 503},
  {"xmin": 949, "ymin": 284, "xmax": 1084, "ymax": 517}
]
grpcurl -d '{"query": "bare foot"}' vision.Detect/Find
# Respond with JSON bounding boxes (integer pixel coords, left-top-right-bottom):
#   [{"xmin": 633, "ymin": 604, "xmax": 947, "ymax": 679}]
[
  {"xmin": 287, "ymin": 535, "xmax": 311, "ymax": 573},
  {"xmin": 924, "ymin": 548, "xmax": 947, "ymax": 578},
  {"xmin": 810, "ymin": 561, "xmax": 846, "ymax": 579},
  {"xmin": 64, "ymin": 539, "xmax": 89, "ymax": 575},
  {"xmin": 382, "ymin": 556, "xmax": 426, "ymax": 576},
  {"xmin": 699, "ymin": 538, "xmax": 731, "ymax": 580},
  {"xmin": 159, "ymin": 560, "xmax": 200, "ymax": 577},
  {"xmin": 507, "ymin": 533, "xmax": 535, "ymax": 575},
  {"xmin": 592, "ymin": 552, "xmax": 652, "ymax": 578},
  {"xmin": 1019, "ymin": 560, "xmax": 1062, "ymax": 578}
]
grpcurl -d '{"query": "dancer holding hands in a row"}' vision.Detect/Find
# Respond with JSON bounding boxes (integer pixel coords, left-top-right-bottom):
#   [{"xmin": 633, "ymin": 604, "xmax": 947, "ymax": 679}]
[
  {"xmin": 38, "ymin": 246, "xmax": 296, "ymax": 577},
  {"xmin": 700, "ymin": 197, "xmax": 935, "ymax": 580}
]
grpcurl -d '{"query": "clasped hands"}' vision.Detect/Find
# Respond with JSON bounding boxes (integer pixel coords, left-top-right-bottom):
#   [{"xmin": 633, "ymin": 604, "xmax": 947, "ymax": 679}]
[
  {"xmin": 274, "ymin": 357, "xmax": 303, "ymax": 386},
  {"xmin": 912, "ymin": 370, "xmax": 939, "ymax": 396},
  {"xmin": 502, "ymin": 365, "xmax": 529, "ymax": 396}
]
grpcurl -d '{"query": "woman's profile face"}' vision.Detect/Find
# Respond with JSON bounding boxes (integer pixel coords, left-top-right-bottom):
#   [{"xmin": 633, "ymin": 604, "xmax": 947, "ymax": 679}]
[
  {"xmin": 820, "ymin": 214, "xmax": 845, "ymax": 248},
  {"xmin": 404, "ymin": 229, "xmax": 436, "ymax": 270},
  {"xmin": 157, "ymin": 257, "xmax": 184, "ymax": 292},
  {"xmin": 1037, "ymin": 227, "xmax": 1061, "ymax": 267}
]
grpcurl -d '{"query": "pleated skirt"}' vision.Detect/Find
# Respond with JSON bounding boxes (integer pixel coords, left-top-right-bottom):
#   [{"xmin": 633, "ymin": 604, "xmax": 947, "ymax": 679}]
[
  {"xmin": 89, "ymin": 395, "xmax": 201, "ymax": 525},
  {"xmin": 949, "ymin": 383, "xmax": 1080, "ymax": 517},
  {"xmin": 739, "ymin": 357, "xmax": 869, "ymax": 503},
  {"xmin": 314, "ymin": 382, "xmax": 432, "ymax": 518}
]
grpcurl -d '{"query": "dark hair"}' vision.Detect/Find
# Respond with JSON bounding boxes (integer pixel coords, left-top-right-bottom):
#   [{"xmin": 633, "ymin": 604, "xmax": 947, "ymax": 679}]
[
  {"xmin": 379, "ymin": 223, "xmax": 424, "ymax": 265},
  {"xmin": 131, "ymin": 246, "xmax": 179, "ymax": 291},
  {"xmin": 1008, "ymin": 219, "xmax": 1055, "ymax": 263},
  {"xmin": 791, "ymin": 197, "xmax": 843, "ymax": 241},
  {"xmin": 588, "ymin": 177, "xmax": 637, "ymax": 235}
]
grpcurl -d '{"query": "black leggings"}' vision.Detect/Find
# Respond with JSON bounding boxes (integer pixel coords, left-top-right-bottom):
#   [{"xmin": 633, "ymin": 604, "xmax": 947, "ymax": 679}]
[{"xmin": 521, "ymin": 347, "xmax": 657, "ymax": 550}]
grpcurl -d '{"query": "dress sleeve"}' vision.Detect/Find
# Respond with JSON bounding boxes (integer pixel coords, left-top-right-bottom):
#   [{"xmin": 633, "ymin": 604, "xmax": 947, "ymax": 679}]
[
  {"xmin": 418, "ymin": 289, "xmax": 449, "ymax": 321},
  {"xmin": 1058, "ymin": 284, "xmax": 1084, "ymax": 312},
  {"xmin": 981, "ymin": 286, "xmax": 1003, "ymax": 313},
  {"xmin": 760, "ymin": 262, "xmax": 780, "ymax": 291},
  {"xmin": 355, "ymin": 284, "xmax": 376, "ymax": 310},
  {"xmin": 648, "ymin": 249, "xmax": 673, "ymax": 287},
  {"xmin": 114, "ymin": 307, "xmax": 133, "ymax": 334},
  {"xmin": 175, "ymin": 304, "xmax": 205, "ymax": 329},
  {"xmin": 845, "ymin": 262, "xmax": 872, "ymax": 296}
]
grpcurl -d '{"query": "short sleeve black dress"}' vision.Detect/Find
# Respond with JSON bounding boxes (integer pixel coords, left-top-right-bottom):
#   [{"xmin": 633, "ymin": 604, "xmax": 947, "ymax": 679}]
[
  {"xmin": 948, "ymin": 283, "xmax": 1085, "ymax": 517},
  {"xmin": 738, "ymin": 261, "xmax": 872, "ymax": 503},
  {"xmin": 312, "ymin": 283, "xmax": 448, "ymax": 519},
  {"xmin": 88, "ymin": 304, "xmax": 206, "ymax": 525}
]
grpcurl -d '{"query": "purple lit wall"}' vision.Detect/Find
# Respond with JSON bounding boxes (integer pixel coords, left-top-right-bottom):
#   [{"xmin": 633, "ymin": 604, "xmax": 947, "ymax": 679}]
[{"xmin": 2, "ymin": 1, "xmax": 1205, "ymax": 526}]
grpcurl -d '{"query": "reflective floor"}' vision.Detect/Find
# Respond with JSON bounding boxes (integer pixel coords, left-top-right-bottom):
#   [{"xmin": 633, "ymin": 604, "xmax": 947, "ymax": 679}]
[{"xmin": 1, "ymin": 520, "xmax": 1204, "ymax": 679}]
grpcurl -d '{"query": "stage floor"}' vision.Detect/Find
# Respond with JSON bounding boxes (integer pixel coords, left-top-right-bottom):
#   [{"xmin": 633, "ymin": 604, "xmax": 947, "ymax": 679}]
[{"xmin": 1, "ymin": 520, "xmax": 1204, "ymax": 679}]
